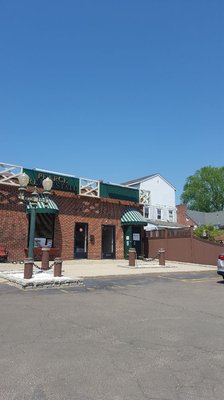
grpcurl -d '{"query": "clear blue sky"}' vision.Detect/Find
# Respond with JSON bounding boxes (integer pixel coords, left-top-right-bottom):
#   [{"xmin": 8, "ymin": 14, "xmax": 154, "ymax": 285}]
[{"xmin": 1, "ymin": 0, "xmax": 223, "ymax": 203}]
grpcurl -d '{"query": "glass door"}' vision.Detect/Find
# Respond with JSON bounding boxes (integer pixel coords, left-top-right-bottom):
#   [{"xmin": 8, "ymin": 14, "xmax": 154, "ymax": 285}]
[
  {"xmin": 102, "ymin": 225, "xmax": 115, "ymax": 259},
  {"xmin": 123, "ymin": 226, "xmax": 142, "ymax": 258},
  {"xmin": 132, "ymin": 226, "xmax": 142, "ymax": 257},
  {"xmin": 74, "ymin": 223, "xmax": 88, "ymax": 258}
]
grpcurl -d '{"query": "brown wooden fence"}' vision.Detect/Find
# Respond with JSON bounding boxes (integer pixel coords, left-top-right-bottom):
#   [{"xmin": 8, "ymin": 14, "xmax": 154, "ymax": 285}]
[{"xmin": 145, "ymin": 228, "xmax": 224, "ymax": 265}]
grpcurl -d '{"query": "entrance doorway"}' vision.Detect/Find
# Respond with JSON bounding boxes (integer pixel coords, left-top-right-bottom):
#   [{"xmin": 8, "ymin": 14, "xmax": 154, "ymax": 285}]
[
  {"xmin": 74, "ymin": 223, "xmax": 88, "ymax": 258},
  {"xmin": 102, "ymin": 225, "xmax": 115, "ymax": 259},
  {"xmin": 132, "ymin": 226, "xmax": 142, "ymax": 257},
  {"xmin": 124, "ymin": 226, "xmax": 142, "ymax": 258}
]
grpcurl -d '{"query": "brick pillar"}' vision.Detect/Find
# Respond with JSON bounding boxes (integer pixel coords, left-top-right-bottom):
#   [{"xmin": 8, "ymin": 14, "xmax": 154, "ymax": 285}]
[
  {"xmin": 129, "ymin": 248, "xmax": 136, "ymax": 267},
  {"xmin": 158, "ymin": 248, "xmax": 165, "ymax": 266},
  {"xmin": 41, "ymin": 247, "xmax": 50, "ymax": 270},
  {"xmin": 24, "ymin": 258, "xmax": 34, "ymax": 279},
  {"xmin": 54, "ymin": 258, "xmax": 63, "ymax": 277}
]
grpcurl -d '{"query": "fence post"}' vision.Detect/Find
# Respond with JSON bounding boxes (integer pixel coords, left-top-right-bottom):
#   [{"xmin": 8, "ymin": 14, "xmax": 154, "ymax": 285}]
[{"xmin": 158, "ymin": 248, "xmax": 165, "ymax": 266}]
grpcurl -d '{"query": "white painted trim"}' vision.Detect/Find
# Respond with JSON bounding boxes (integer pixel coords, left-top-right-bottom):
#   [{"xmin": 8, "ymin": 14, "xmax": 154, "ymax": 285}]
[
  {"xmin": 127, "ymin": 174, "xmax": 176, "ymax": 191},
  {"xmin": 0, "ymin": 162, "xmax": 22, "ymax": 186},
  {"xmin": 79, "ymin": 177, "xmax": 100, "ymax": 197}
]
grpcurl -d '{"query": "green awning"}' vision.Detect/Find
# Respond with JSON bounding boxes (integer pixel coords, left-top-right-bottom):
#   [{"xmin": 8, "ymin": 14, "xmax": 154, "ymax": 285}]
[
  {"xmin": 26, "ymin": 195, "xmax": 59, "ymax": 214},
  {"xmin": 121, "ymin": 208, "xmax": 147, "ymax": 225}
]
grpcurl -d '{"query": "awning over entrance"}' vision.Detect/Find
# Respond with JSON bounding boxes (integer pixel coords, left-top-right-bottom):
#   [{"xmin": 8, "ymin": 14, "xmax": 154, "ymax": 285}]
[
  {"xmin": 121, "ymin": 208, "xmax": 147, "ymax": 225},
  {"xmin": 26, "ymin": 195, "xmax": 59, "ymax": 214}
]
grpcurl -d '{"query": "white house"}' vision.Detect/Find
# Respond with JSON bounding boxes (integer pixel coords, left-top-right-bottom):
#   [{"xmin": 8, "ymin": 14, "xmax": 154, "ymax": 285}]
[{"xmin": 121, "ymin": 174, "xmax": 182, "ymax": 230}]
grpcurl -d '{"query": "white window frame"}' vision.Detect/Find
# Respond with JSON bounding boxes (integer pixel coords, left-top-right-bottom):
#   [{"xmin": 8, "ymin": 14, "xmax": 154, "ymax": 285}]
[
  {"xmin": 143, "ymin": 206, "xmax": 150, "ymax": 219},
  {"xmin": 139, "ymin": 189, "xmax": 150, "ymax": 205},
  {"xmin": 157, "ymin": 208, "xmax": 162, "ymax": 220},
  {"xmin": 168, "ymin": 210, "xmax": 174, "ymax": 222}
]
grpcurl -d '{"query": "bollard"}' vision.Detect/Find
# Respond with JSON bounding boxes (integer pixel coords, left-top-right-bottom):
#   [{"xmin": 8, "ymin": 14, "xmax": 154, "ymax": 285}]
[
  {"xmin": 54, "ymin": 257, "xmax": 63, "ymax": 277},
  {"xmin": 24, "ymin": 258, "xmax": 34, "ymax": 279},
  {"xmin": 158, "ymin": 248, "xmax": 165, "ymax": 266},
  {"xmin": 41, "ymin": 247, "xmax": 50, "ymax": 270},
  {"xmin": 129, "ymin": 248, "xmax": 136, "ymax": 267}
]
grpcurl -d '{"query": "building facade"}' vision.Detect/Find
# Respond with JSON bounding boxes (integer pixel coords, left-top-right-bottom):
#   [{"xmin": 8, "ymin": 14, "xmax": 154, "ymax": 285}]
[
  {"xmin": 121, "ymin": 174, "xmax": 179, "ymax": 230},
  {"xmin": 0, "ymin": 163, "xmax": 147, "ymax": 262}
]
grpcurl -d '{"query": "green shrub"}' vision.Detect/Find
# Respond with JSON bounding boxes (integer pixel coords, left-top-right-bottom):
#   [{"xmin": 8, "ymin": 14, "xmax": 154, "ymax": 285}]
[{"xmin": 194, "ymin": 224, "xmax": 224, "ymax": 241}]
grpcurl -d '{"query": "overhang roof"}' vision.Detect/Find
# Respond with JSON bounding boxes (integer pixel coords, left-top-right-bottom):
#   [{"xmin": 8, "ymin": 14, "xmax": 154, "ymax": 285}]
[
  {"xmin": 26, "ymin": 195, "xmax": 59, "ymax": 214},
  {"xmin": 121, "ymin": 208, "xmax": 148, "ymax": 225},
  {"xmin": 144, "ymin": 220, "xmax": 186, "ymax": 230}
]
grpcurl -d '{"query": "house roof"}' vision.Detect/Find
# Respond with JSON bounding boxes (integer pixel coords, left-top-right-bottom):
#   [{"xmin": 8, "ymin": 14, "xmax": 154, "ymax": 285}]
[
  {"xmin": 121, "ymin": 174, "xmax": 176, "ymax": 190},
  {"xmin": 121, "ymin": 174, "xmax": 156, "ymax": 185},
  {"xmin": 186, "ymin": 210, "xmax": 224, "ymax": 227}
]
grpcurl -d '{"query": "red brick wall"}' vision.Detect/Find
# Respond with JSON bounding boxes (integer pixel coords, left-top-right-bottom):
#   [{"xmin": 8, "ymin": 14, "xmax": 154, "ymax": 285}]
[
  {"xmin": 0, "ymin": 186, "xmax": 28, "ymax": 261},
  {"xmin": 176, "ymin": 204, "xmax": 195, "ymax": 226},
  {"xmin": 0, "ymin": 185, "xmax": 141, "ymax": 261}
]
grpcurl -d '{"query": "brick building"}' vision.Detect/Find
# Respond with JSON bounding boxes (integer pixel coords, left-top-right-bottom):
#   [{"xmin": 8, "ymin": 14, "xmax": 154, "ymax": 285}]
[
  {"xmin": 0, "ymin": 163, "xmax": 147, "ymax": 262},
  {"xmin": 176, "ymin": 204, "xmax": 196, "ymax": 227}
]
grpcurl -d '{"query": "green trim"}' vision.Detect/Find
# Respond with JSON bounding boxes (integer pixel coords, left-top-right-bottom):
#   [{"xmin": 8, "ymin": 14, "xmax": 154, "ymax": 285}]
[
  {"xmin": 24, "ymin": 168, "xmax": 79, "ymax": 193},
  {"xmin": 100, "ymin": 182, "xmax": 139, "ymax": 202},
  {"xmin": 23, "ymin": 167, "xmax": 140, "ymax": 202},
  {"xmin": 121, "ymin": 208, "xmax": 147, "ymax": 225}
]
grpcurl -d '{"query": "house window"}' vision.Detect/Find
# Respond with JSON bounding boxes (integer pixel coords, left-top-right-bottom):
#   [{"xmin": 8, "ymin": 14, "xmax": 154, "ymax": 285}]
[
  {"xmin": 140, "ymin": 190, "xmax": 150, "ymax": 205},
  {"xmin": 157, "ymin": 208, "xmax": 162, "ymax": 220},
  {"xmin": 144, "ymin": 206, "xmax": 149, "ymax": 219},
  {"xmin": 169, "ymin": 210, "xmax": 173, "ymax": 222}
]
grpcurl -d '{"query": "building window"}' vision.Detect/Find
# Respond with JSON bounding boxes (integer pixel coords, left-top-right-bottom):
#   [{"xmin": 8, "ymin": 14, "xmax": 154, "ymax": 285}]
[
  {"xmin": 157, "ymin": 208, "xmax": 162, "ymax": 220},
  {"xmin": 144, "ymin": 206, "xmax": 149, "ymax": 219},
  {"xmin": 169, "ymin": 210, "xmax": 173, "ymax": 222},
  {"xmin": 140, "ymin": 190, "xmax": 150, "ymax": 205},
  {"xmin": 31, "ymin": 213, "xmax": 55, "ymax": 248}
]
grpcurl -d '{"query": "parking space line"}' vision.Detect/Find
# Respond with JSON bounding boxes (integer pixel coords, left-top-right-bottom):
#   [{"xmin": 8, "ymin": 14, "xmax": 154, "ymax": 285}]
[{"xmin": 158, "ymin": 275, "xmax": 217, "ymax": 283}]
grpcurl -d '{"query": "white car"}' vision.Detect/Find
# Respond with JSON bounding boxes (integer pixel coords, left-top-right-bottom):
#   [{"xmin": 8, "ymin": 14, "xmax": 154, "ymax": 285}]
[{"xmin": 217, "ymin": 254, "xmax": 224, "ymax": 278}]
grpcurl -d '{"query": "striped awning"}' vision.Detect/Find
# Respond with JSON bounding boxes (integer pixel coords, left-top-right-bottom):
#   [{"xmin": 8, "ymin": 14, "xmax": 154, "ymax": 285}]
[
  {"xmin": 26, "ymin": 195, "xmax": 59, "ymax": 214},
  {"xmin": 121, "ymin": 208, "xmax": 147, "ymax": 225}
]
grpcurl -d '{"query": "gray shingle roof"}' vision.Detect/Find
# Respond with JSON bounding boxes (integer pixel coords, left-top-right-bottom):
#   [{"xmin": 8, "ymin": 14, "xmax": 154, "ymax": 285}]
[
  {"xmin": 121, "ymin": 174, "xmax": 176, "ymax": 190},
  {"xmin": 121, "ymin": 174, "xmax": 156, "ymax": 185},
  {"xmin": 186, "ymin": 210, "xmax": 224, "ymax": 227}
]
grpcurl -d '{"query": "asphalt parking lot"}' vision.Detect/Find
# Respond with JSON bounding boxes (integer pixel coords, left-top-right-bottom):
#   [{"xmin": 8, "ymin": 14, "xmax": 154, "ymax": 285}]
[{"xmin": 1, "ymin": 270, "xmax": 224, "ymax": 400}]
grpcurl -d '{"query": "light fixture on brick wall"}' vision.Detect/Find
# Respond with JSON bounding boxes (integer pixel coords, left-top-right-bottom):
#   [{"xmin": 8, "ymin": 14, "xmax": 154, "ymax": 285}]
[{"xmin": 17, "ymin": 172, "xmax": 53, "ymax": 260}]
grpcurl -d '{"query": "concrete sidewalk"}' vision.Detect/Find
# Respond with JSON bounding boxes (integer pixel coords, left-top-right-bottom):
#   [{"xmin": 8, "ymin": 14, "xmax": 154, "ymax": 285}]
[
  {"xmin": 62, "ymin": 259, "xmax": 216, "ymax": 278},
  {"xmin": 0, "ymin": 258, "xmax": 216, "ymax": 280}
]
